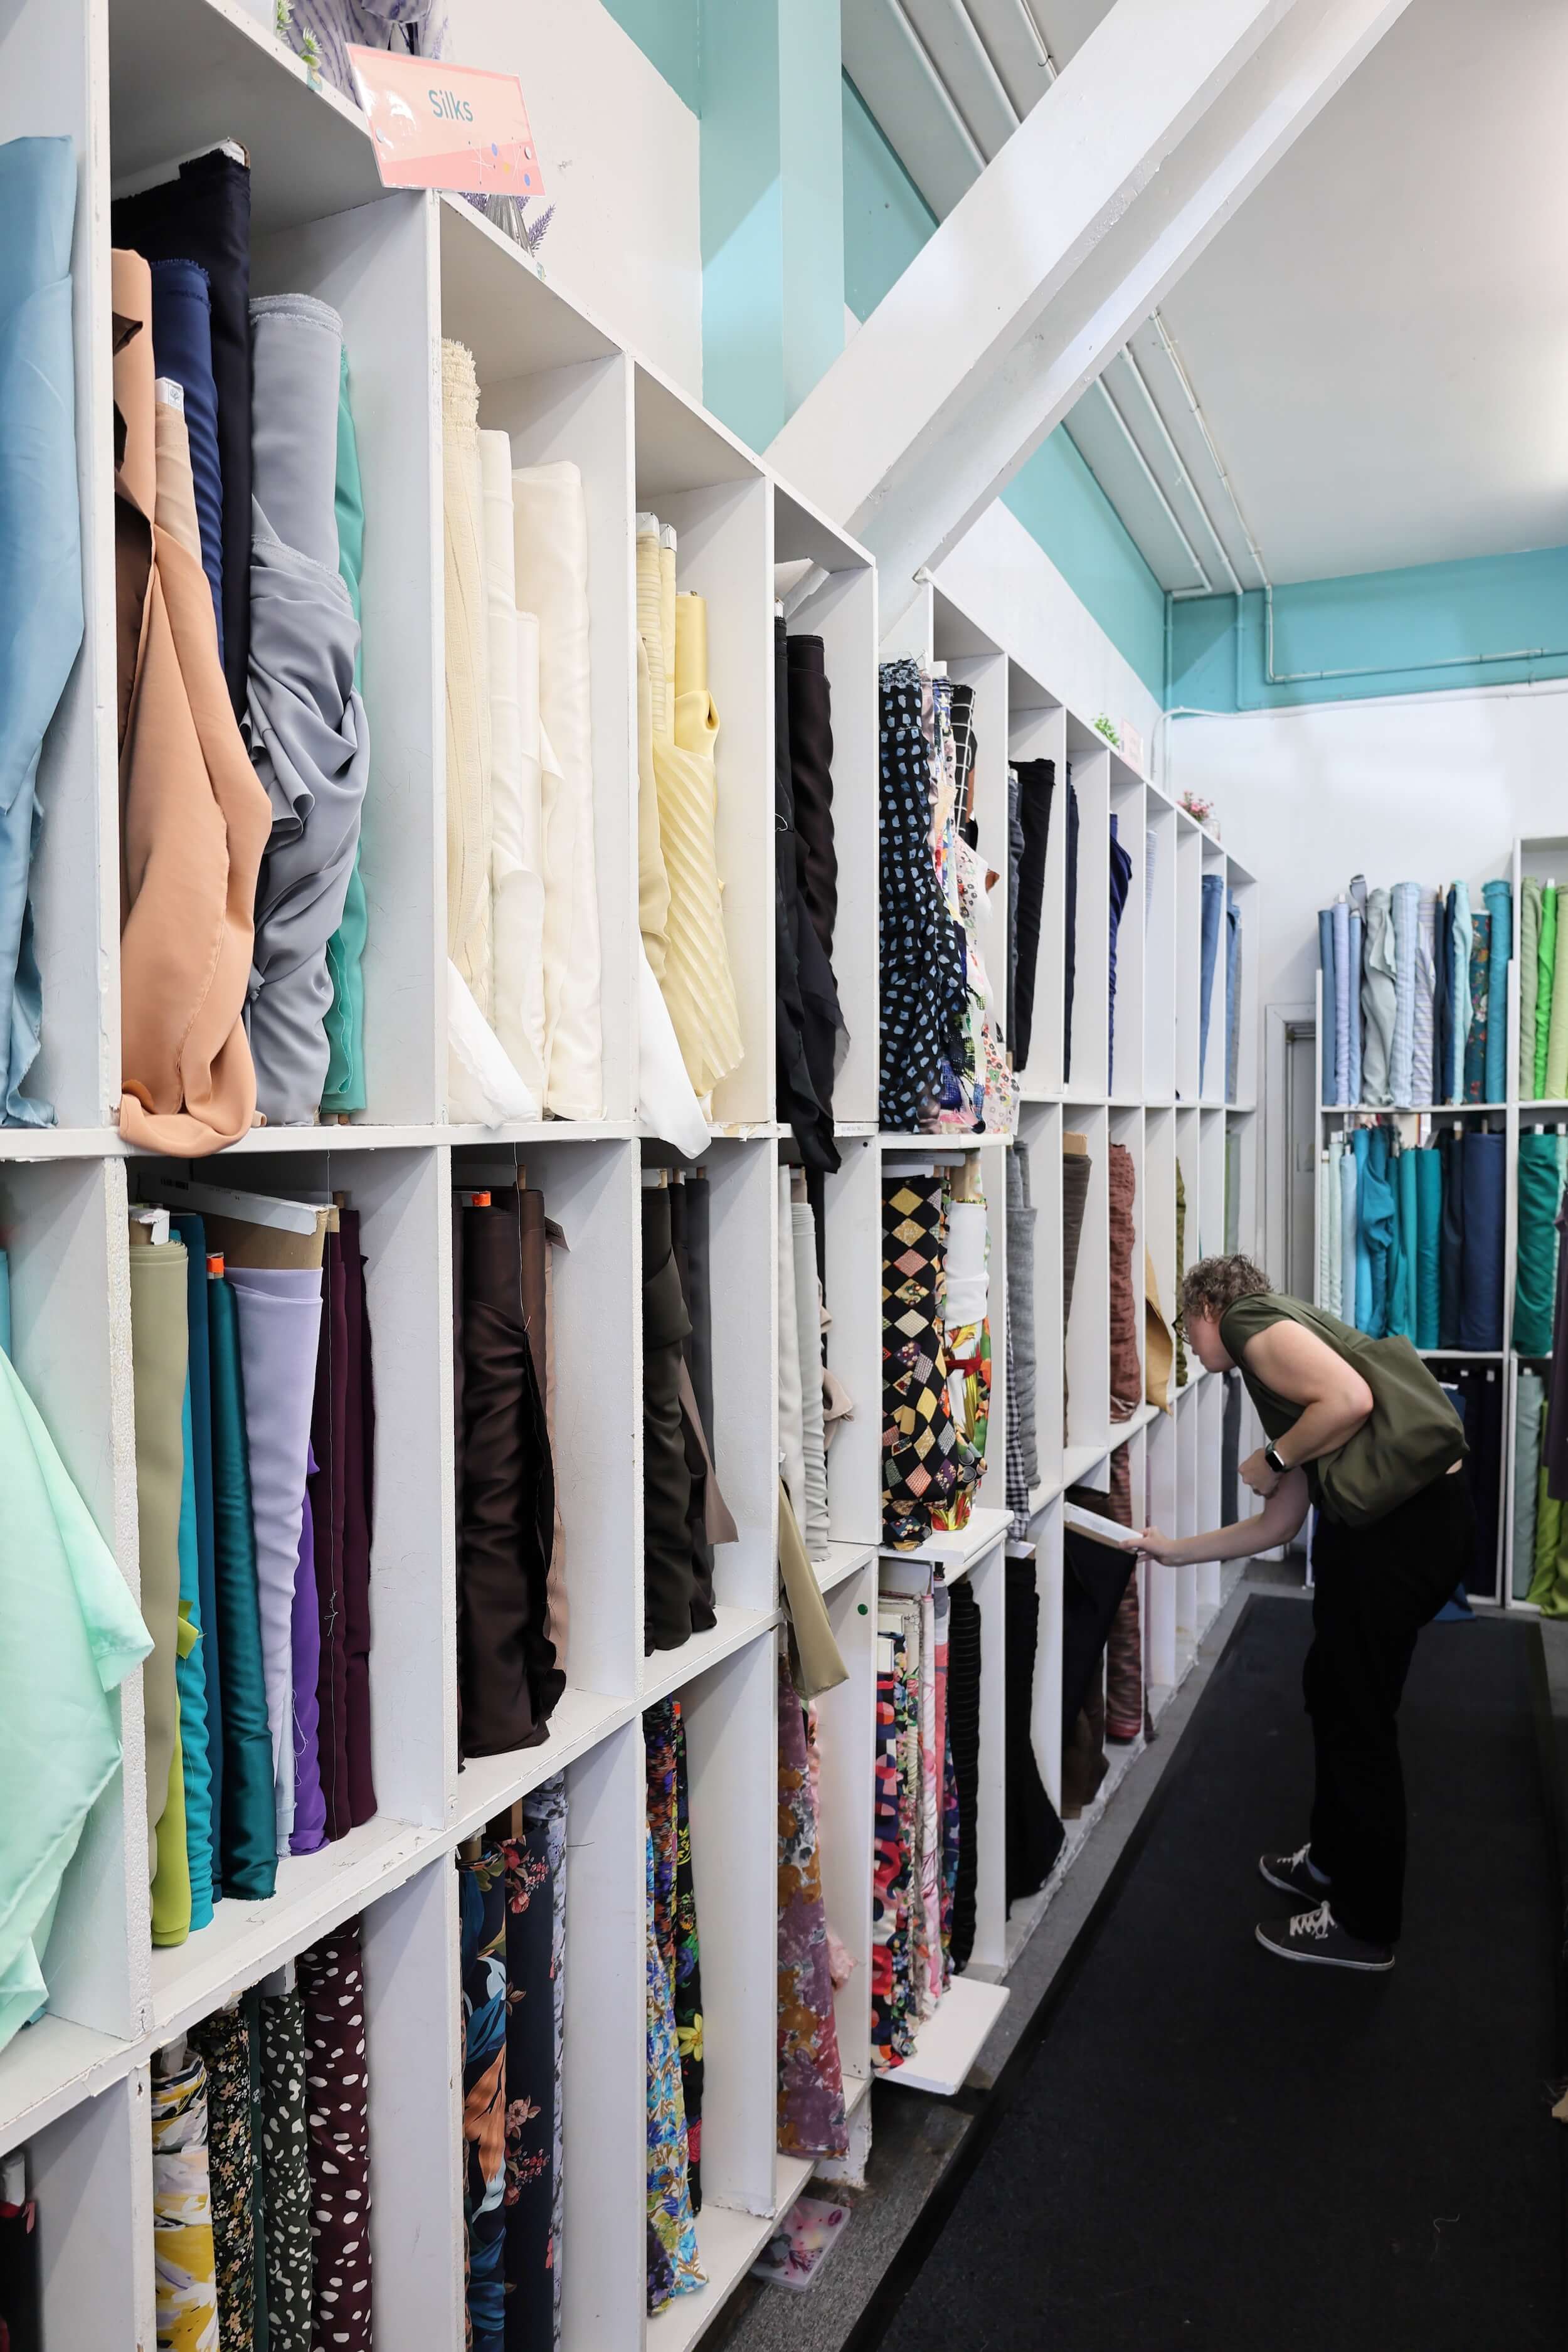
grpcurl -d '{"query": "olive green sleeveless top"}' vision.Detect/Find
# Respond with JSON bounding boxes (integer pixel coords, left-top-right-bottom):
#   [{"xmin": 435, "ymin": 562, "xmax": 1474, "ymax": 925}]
[{"xmin": 1219, "ymin": 1291, "xmax": 1466, "ymax": 1527}]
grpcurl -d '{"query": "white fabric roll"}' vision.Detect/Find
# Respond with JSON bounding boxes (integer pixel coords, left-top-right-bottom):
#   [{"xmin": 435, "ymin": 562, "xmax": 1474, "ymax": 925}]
[
  {"xmin": 447, "ymin": 960, "xmax": 539, "ymax": 1125},
  {"xmin": 792, "ymin": 1200, "xmax": 830, "ymax": 1562},
  {"xmin": 442, "ymin": 342, "xmax": 492, "ymax": 1016},
  {"xmin": 512, "ymin": 462, "xmax": 604, "ymax": 1118},
  {"xmin": 478, "ymin": 429, "xmax": 520, "ymax": 1043},
  {"xmin": 777, "ymin": 1167, "xmax": 807, "ymax": 1528},
  {"xmin": 943, "ymin": 1199, "xmax": 988, "ymax": 1432},
  {"xmin": 637, "ymin": 945, "xmax": 709, "ymax": 1156},
  {"xmin": 492, "ymin": 605, "xmax": 549, "ymax": 1101}
]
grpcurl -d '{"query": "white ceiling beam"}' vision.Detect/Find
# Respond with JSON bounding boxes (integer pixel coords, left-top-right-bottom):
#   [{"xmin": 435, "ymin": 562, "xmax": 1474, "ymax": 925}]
[
  {"xmin": 783, "ymin": 0, "xmax": 1412, "ymax": 629},
  {"xmin": 772, "ymin": 0, "xmax": 1298, "ymax": 536}
]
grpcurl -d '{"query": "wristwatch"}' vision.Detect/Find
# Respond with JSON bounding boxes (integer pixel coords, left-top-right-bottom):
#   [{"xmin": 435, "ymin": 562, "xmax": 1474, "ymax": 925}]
[{"xmin": 1263, "ymin": 1439, "xmax": 1288, "ymax": 1476}]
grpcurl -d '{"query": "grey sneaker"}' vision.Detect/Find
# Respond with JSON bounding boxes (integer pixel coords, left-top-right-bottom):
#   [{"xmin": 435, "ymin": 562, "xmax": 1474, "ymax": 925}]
[
  {"xmin": 1259, "ymin": 1841, "xmax": 1330, "ymax": 1905},
  {"xmin": 1256, "ymin": 1902, "xmax": 1394, "ymax": 1973}
]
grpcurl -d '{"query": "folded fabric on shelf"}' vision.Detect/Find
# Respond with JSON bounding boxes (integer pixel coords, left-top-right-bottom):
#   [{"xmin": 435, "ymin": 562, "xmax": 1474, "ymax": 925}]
[
  {"xmin": 1458, "ymin": 1128, "xmax": 1506, "ymax": 1351},
  {"xmin": 1005, "ymin": 1555, "xmax": 1064, "ymax": 1903},
  {"xmin": 1537, "ymin": 882, "xmax": 1558, "ymax": 1098},
  {"xmin": 297, "ymin": 1920, "xmax": 373, "ymax": 2352},
  {"xmin": 1389, "ymin": 881, "xmax": 1418, "ymax": 1105},
  {"xmin": 1411, "ymin": 887, "xmax": 1438, "ymax": 1106},
  {"xmin": 1011, "ymin": 759, "xmax": 1054, "ymax": 1075},
  {"xmin": 505, "ymin": 1776, "xmax": 568, "ymax": 2341},
  {"xmin": 1483, "ymin": 879, "xmax": 1512, "ymax": 1108},
  {"xmin": 1199, "ymin": 871, "xmax": 1224, "ymax": 1095},
  {"xmin": 881, "ymin": 1175, "xmax": 958, "ymax": 1547},
  {"xmin": 1463, "ymin": 908, "xmax": 1491, "ymax": 1103},
  {"xmin": 1359, "ymin": 882, "xmax": 1396, "ymax": 1107}
]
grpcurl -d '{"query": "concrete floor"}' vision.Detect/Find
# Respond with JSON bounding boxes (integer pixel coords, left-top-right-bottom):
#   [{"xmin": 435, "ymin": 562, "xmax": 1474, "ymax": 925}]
[{"xmin": 705, "ymin": 1558, "xmax": 1308, "ymax": 2352}]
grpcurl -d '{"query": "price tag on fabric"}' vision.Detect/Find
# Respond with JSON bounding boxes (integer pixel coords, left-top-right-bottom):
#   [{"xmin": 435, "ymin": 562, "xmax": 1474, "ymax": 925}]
[{"xmin": 346, "ymin": 49, "xmax": 545, "ymax": 198}]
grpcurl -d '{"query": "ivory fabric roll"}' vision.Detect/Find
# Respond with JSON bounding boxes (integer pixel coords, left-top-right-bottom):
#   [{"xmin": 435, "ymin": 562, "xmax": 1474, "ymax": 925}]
[
  {"xmin": 478, "ymin": 431, "xmax": 521, "ymax": 1019},
  {"xmin": 636, "ymin": 527, "xmax": 672, "ymax": 973},
  {"xmin": 492, "ymin": 488, "xmax": 550, "ymax": 1104},
  {"xmin": 648, "ymin": 576, "xmax": 744, "ymax": 1100},
  {"xmin": 443, "ymin": 341, "xmax": 492, "ymax": 1018},
  {"xmin": 227, "ymin": 1265, "xmax": 324, "ymax": 1841},
  {"xmin": 247, "ymin": 295, "xmax": 369, "ymax": 1125},
  {"xmin": 115, "ymin": 250, "xmax": 272, "ymax": 1155},
  {"xmin": 513, "ymin": 462, "xmax": 604, "ymax": 1117}
]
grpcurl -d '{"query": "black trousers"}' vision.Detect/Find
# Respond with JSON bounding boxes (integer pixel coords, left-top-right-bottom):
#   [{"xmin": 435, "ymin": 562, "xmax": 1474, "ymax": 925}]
[{"xmin": 1305, "ymin": 1470, "xmax": 1475, "ymax": 1944}]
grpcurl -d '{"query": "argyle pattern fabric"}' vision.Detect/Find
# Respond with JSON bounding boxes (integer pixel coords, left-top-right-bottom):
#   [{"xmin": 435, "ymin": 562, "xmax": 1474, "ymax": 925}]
[{"xmin": 881, "ymin": 1177, "xmax": 958, "ymax": 1547}]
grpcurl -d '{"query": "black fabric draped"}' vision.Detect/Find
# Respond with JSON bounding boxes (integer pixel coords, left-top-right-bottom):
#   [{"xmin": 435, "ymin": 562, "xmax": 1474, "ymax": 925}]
[
  {"xmin": 775, "ymin": 617, "xmax": 842, "ymax": 1171},
  {"xmin": 643, "ymin": 1187, "xmax": 700, "ymax": 1650},
  {"xmin": 112, "ymin": 147, "xmax": 253, "ymax": 719},
  {"xmin": 877, "ymin": 658, "xmax": 968, "ymax": 1131},
  {"xmin": 454, "ymin": 1192, "xmax": 560, "ymax": 1754},
  {"xmin": 1062, "ymin": 1524, "xmax": 1137, "ymax": 1744},
  {"xmin": 1005, "ymin": 1555, "xmax": 1064, "ymax": 1905},
  {"xmin": 785, "ymin": 633, "xmax": 838, "ymax": 959},
  {"xmin": 946, "ymin": 1576, "xmax": 983, "ymax": 1972},
  {"xmin": 1012, "ymin": 758, "xmax": 1054, "ymax": 1076},
  {"xmin": 669, "ymin": 1177, "xmax": 719, "ymax": 1628}
]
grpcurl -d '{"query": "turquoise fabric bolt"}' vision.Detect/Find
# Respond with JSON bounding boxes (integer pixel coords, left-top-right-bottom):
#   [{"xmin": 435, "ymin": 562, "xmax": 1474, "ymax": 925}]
[
  {"xmin": 1339, "ymin": 1140, "xmax": 1358, "ymax": 1325},
  {"xmin": 0, "ymin": 138, "xmax": 84, "ymax": 1126},
  {"xmin": 176, "ymin": 1375, "xmax": 214, "ymax": 1931},
  {"xmin": 322, "ymin": 343, "xmax": 368, "ymax": 1116},
  {"xmin": 1414, "ymin": 1145, "xmax": 1443, "ymax": 1352},
  {"xmin": 1360, "ymin": 1125, "xmax": 1396, "ymax": 1338},
  {"xmin": 0, "ymin": 1273, "xmax": 153, "ymax": 2051},
  {"xmin": 1484, "ymin": 879, "xmax": 1512, "ymax": 1108},
  {"xmin": 1353, "ymin": 1125, "xmax": 1373, "ymax": 1332},
  {"xmin": 1387, "ymin": 1143, "xmax": 1417, "ymax": 1343}
]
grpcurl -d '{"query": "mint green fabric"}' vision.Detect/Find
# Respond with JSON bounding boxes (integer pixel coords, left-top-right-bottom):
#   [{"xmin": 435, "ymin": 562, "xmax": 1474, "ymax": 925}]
[
  {"xmin": 1515, "ymin": 1369, "xmax": 1545, "ymax": 1602},
  {"xmin": 208, "ymin": 1274, "xmax": 278, "ymax": 1900},
  {"xmin": 0, "ymin": 1295, "xmax": 152, "ymax": 2052},
  {"xmin": 1514, "ymin": 1128, "xmax": 1562, "ymax": 1355},
  {"xmin": 322, "ymin": 342, "xmax": 368, "ymax": 1115}
]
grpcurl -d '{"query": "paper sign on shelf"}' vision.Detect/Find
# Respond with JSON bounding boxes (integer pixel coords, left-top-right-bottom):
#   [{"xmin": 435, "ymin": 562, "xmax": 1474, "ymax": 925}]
[
  {"xmin": 1064, "ymin": 1500, "xmax": 1140, "ymax": 1551},
  {"xmin": 346, "ymin": 48, "xmax": 544, "ymax": 199}
]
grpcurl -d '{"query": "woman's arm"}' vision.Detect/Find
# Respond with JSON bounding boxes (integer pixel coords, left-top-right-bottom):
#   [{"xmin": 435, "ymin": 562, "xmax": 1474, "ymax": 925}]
[
  {"xmin": 1135, "ymin": 1466, "xmax": 1310, "ymax": 1566},
  {"xmin": 1240, "ymin": 1320, "xmax": 1373, "ymax": 1482}
]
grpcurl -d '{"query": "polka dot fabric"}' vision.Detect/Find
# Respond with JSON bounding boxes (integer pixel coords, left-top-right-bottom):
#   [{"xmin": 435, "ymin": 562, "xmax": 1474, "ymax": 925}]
[{"xmin": 297, "ymin": 1920, "xmax": 373, "ymax": 2351}]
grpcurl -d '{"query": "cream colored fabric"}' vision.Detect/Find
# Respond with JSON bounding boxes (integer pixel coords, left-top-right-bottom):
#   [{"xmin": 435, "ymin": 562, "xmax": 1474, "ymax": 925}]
[
  {"xmin": 637, "ymin": 944, "xmax": 709, "ymax": 1155},
  {"xmin": 777, "ymin": 1168, "xmax": 807, "ymax": 1527},
  {"xmin": 778, "ymin": 1481, "xmax": 847, "ymax": 1701},
  {"xmin": 651, "ymin": 590, "xmax": 743, "ymax": 1094},
  {"xmin": 442, "ymin": 341, "xmax": 491, "ymax": 1015},
  {"xmin": 491, "ymin": 608, "xmax": 551, "ymax": 1101},
  {"xmin": 659, "ymin": 529, "xmax": 677, "ymax": 724},
  {"xmin": 637, "ymin": 633, "xmax": 670, "ymax": 978},
  {"xmin": 512, "ymin": 462, "xmax": 603, "ymax": 1118},
  {"xmin": 447, "ymin": 960, "xmax": 538, "ymax": 1124},
  {"xmin": 792, "ymin": 1200, "xmax": 830, "ymax": 1561}
]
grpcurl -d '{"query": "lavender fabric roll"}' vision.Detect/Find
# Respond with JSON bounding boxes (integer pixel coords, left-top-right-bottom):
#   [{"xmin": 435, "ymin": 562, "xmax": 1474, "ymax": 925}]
[
  {"xmin": 1389, "ymin": 881, "xmax": 1419, "ymax": 1106},
  {"xmin": 290, "ymin": 1449, "xmax": 326, "ymax": 1857},
  {"xmin": 246, "ymin": 295, "xmax": 369, "ymax": 1125},
  {"xmin": 1331, "ymin": 899, "xmax": 1350, "ymax": 1106},
  {"xmin": 227, "ymin": 1264, "xmax": 324, "ymax": 1843},
  {"xmin": 1347, "ymin": 908, "xmax": 1364, "ymax": 1105}
]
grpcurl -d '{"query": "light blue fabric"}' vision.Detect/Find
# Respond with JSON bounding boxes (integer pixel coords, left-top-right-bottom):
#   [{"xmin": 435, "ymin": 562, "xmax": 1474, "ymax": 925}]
[
  {"xmin": 1339, "ymin": 1136, "xmax": 1358, "ymax": 1326},
  {"xmin": 1483, "ymin": 878, "xmax": 1512, "ymax": 1107},
  {"xmin": 1317, "ymin": 907, "xmax": 1337, "ymax": 1107},
  {"xmin": 0, "ymin": 139, "xmax": 83, "ymax": 1127},
  {"xmin": 1389, "ymin": 881, "xmax": 1419, "ymax": 1105},
  {"xmin": 1200, "ymin": 872, "xmax": 1224, "ymax": 1096},
  {"xmin": 1450, "ymin": 881, "xmax": 1473, "ymax": 1104},
  {"xmin": 1347, "ymin": 909, "xmax": 1363, "ymax": 1104},
  {"xmin": 175, "ymin": 1377, "xmax": 213, "ymax": 1932},
  {"xmin": 1359, "ymin": 886, "xmax": 1396, "ymax": 1107},
  {"xmin": 1353, "ymin": 1125, "xmax": 1373, "ymax": 1332},
  {"xmin": 1225, "ymin": 891, "xmax": 1241, "ymax": 1103},
  {"xmin": 1330, "ymin": 899, "xmax": 1350, "ymax": 1104}
]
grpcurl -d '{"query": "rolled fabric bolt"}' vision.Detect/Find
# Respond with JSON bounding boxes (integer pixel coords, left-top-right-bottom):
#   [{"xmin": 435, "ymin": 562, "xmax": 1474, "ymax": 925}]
[{"xmin": 1483, "ymin": 879, "xmax": 1512, "ymax": 1108}]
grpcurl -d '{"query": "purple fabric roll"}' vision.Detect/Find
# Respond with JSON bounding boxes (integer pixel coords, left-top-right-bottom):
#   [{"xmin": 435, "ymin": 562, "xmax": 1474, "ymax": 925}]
[
  {"xmin": 228, "ymin": 1263, "xmax": 324, "ymax": 1844},
  {"xmin": 290, "ymin": 1448, "xmax": 327, "ymax": 1855}
]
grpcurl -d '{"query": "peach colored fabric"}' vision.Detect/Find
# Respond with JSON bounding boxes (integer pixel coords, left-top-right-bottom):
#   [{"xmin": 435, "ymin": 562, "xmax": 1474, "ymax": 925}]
[{"xmin": 114, "ymin": 252, "xmax": 271, "ymax": 1155}]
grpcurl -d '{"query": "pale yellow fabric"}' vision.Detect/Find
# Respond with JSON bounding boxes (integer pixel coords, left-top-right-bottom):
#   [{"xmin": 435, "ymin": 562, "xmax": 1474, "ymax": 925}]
[
  {"xmin": 650, "ymin": 591, "xmax": 743, "ymax": 1094},
  {"xmin": 637, "ymin": 633, "xmax": 670, "ymax": 976},
  {"xmin": 659, "ymin": 536, "xmax": 677, "ymax": 727},
  {"xmin": 493, "ymin": 609, "xmax": 549, "ymax": 1101},
  {"xmin": 442, "ymin": 341, "xmax": 492, "ymax": 1017},
  {"xmin": 1145, "ymin": 1245, "xmax": 1174, "ymax": 1413}
]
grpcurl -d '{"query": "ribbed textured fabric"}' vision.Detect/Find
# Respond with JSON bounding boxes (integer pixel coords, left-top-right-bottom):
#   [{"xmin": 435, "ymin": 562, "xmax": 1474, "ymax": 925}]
[
  {"xmin": 645, "ymin": 578, "xmax": 741, "ymax": 1102},
  {"xmin": 1411, "ymin": 887, "xmax": 1437, "ymax": 1104}
]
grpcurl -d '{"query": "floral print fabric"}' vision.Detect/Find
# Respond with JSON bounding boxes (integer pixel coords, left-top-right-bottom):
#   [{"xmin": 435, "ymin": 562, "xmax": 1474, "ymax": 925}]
[
  {"xmin": 645, "ymin": 1699, "xmax": 703, "ymax": 2208},
  {"xmin": 152, "ymin": 2047, "xmax": 220, "ymax": 2351},
  {"xmin": 871, "ymin": 1608, "xmax": 919, "ymax": 2070},
  {"xmin": 644, "ymin": 1816, "xmax": 702, "ymax": 2308},
  {"xmin": 189, "ymin": 2003, "xmax": 257, "ymax": 2351},
  {"xmin": 777, "ymin": 1654, "xmax": 849, "ymax": 2158},
  {"xmin": 504, "ymin": 1774, "xmax": 567, "ymax": 2348},
  {"xmin": 460, "ymin": 1845, "xmax": 509, "ymax": 2351}
]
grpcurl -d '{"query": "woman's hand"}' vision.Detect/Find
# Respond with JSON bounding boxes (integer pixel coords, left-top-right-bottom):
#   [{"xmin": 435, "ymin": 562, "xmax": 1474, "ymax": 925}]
[
  {"xmin": 1239, "ymin": 1447, "xmax": 1280, "ymax": 1499},
  {"xmin": 1133, "ymin": 1526, "xmax": 1180, "ymax": 1564}
]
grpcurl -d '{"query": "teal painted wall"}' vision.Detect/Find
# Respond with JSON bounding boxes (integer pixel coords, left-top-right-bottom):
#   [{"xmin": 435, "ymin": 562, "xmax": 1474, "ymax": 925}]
[
  {"xmin": 599, "ymin": 0, "xmax": 699, "ymax": 113},
  {"xmin": 701, "ymin": 0, "xmax": 842, "ymax": 452},
  {"xmin": 1170, "ymin": 544, "xmax": 1568, "ymax": 711},
  {"xmin": 842, "ymin": 75, "xmax": 936, "ymax": 316}
]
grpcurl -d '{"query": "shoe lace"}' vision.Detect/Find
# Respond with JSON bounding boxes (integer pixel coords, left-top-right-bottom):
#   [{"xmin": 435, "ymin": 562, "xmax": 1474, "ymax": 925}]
[
  {"xmin": 1290, "ymin": 1902, "xmax": 1332, "ymax": 1942},
  {"xmin": 1284, "ymin": 1842, "xmax": 1312, "ymax": 1870}
]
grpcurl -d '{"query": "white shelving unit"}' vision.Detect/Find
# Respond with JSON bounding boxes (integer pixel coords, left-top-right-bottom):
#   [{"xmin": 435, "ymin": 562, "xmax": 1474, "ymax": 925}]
[
  {"xmin": 0, "ymin": 6, "xmax": 1265, "ymax": 2345},
  {"xmin": 1310, "ymin": 839, "xmax": 1564, "ymax": 1610}
]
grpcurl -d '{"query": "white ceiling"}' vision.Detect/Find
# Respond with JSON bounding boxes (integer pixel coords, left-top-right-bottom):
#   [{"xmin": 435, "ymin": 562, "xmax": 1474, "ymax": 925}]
[{"xmin": 844, "ymin": 0, "xmax": 1568, "ymax": 588}]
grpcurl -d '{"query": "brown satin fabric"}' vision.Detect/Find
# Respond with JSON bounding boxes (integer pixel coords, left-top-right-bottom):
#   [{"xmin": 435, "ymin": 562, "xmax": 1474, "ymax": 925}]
[
  {"xmin": 114, "ymin": 250, "xmax": 272, "ymax": 1156},
  {"xmin": 456, "ymin": 1195, "xmax": 561, "ymax": 1754},
  {"xmin": 1107, "ymin": 1142, "xmax": 1140, "ymax": 1422}
]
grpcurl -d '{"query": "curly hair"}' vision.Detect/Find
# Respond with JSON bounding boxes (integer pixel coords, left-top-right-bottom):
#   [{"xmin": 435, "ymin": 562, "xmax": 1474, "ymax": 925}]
[{"xmin": 1179, "ymin": 1253, "xmax": 1271, "ymax": 1327}]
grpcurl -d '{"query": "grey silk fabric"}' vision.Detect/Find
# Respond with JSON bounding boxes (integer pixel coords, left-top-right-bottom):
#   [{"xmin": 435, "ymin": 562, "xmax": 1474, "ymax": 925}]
[
  {"xmin": 1006, "ymin": 1145, "xmax": 1039, "ymax": 1489},
  {"xmin": 246, "ymin": 295, "xmax": 368, "ymax": 1124},
  {"xmin": 1355, "ymin": 878, "xmax": 1397, "ymax": 1108}
]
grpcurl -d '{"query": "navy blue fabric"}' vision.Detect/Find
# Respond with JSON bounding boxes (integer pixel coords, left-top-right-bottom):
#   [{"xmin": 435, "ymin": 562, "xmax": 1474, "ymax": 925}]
[
  {"xmin": 1438, "ymin": 1123, "xmax": 1465, "ymax": 1348},
  {"xmin": 113, "ymin": 149, "xmax": 252, "ymax": 719},
  {"xmin": 1458, "ymin": 1128, "xmax": 1506, "ymax": 1351},
  {"xmin": 1106, "ymin": 814, "xmax": 1132, "ymax": 1091},
  {"xmin": 147, "ymin": 260, "xmax": 223, "ymax": 657}
]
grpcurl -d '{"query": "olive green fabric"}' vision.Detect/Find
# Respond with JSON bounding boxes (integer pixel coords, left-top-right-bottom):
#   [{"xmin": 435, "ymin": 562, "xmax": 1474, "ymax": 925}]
[
  {"xmin": 1520, "ymin": 878, "xmax": 1541, "ymax": 1098},
  {"xmin": 130, "ymin": 1239, "xmax": 191, "ymax": 1884},
  {"xmin": 1219, "ymin": 1290, "xmax": 1465, "ymax": 1528}
]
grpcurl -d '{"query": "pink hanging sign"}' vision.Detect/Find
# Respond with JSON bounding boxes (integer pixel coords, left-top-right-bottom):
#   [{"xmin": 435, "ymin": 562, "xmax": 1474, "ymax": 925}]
[{"xmin": 346, "ymin": 49, "xmax": 545, "ymax": 199}]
